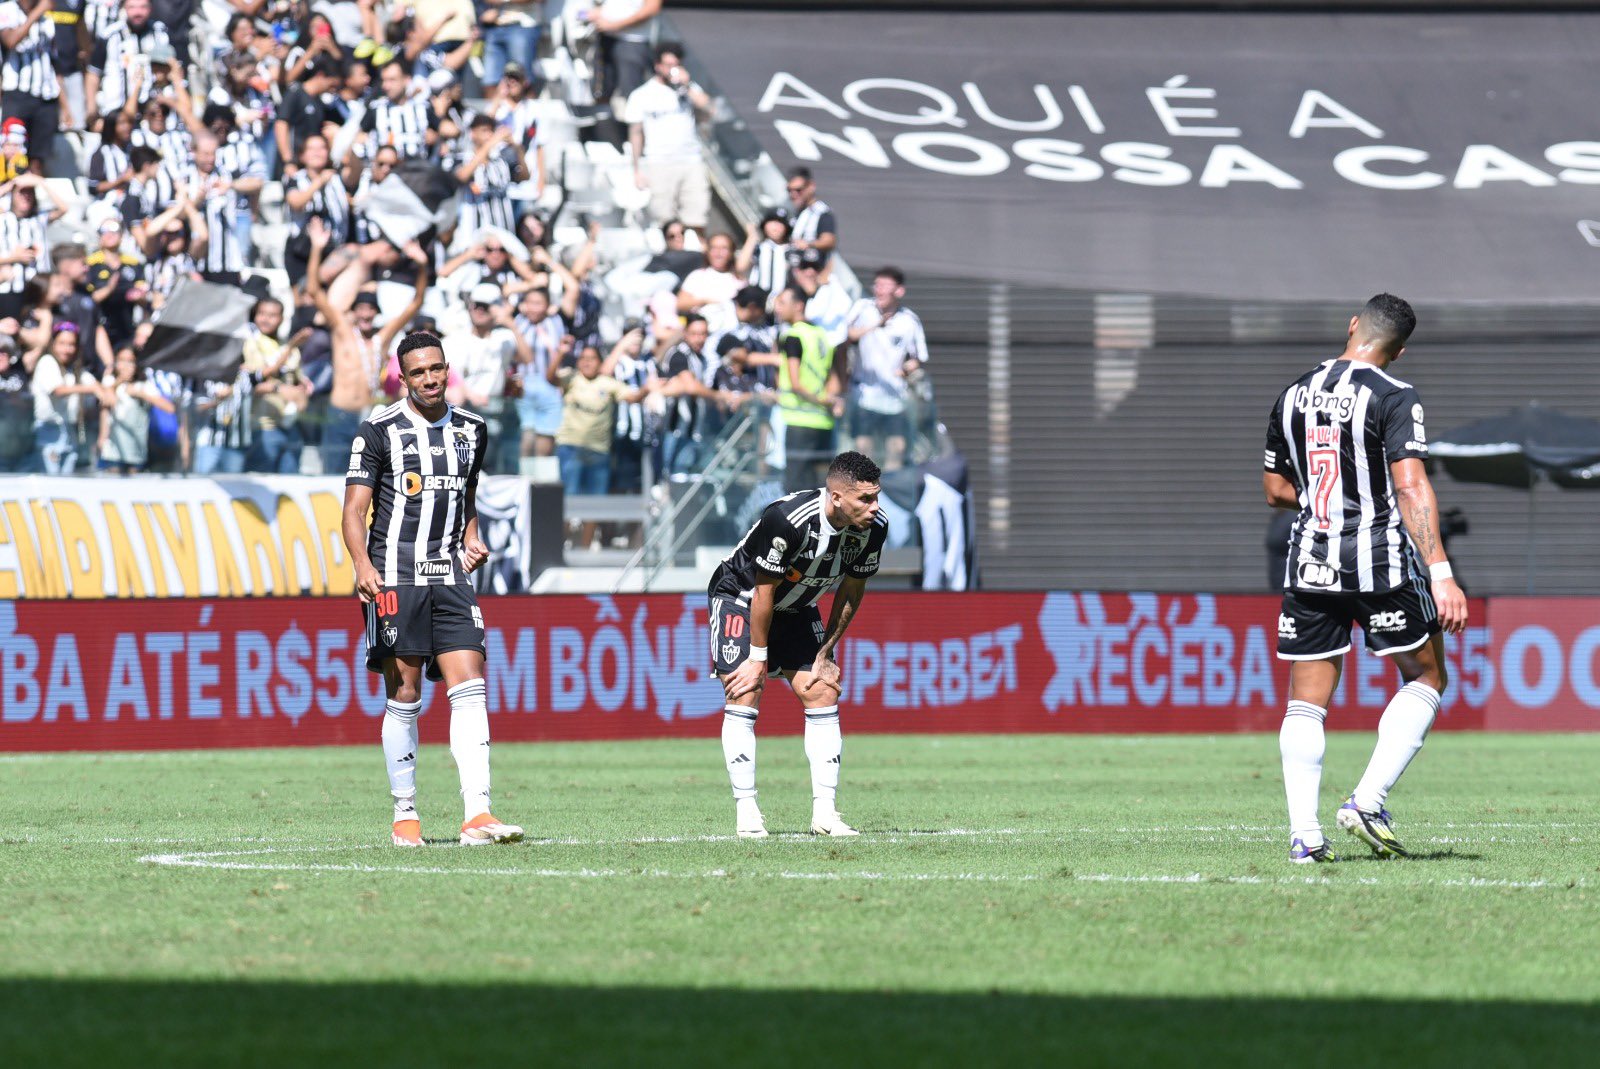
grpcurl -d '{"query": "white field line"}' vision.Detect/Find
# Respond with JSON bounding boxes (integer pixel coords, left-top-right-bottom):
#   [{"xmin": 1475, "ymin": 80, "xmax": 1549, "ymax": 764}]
[
  {"xmin": 133, "ymin": 845, "xmax": 1590, "ymax": 891},
  {"xmin": 6, "ymin": 822, "xmax": 1595, "ymax": 848}
]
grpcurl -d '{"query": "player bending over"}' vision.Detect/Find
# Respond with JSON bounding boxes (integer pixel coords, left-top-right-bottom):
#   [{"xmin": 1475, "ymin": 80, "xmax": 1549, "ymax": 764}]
[
  {"xmin": 1263, "ymin": 293, "xmax": 1468, "ymax": 863},
  {"xmin": 342, "ymin": 331, "xmax": 524, "ymax": 848},
  {"xmin": 708, "ymin": 451, "xmax": 890, "ymax": 838}
]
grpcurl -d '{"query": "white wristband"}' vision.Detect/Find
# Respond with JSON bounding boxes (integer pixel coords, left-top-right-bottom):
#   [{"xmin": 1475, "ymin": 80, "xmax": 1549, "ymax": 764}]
[
  {"xmin": 747, "ymin": 645, "xmax": 768, "ymax": 663},
  {"xmin": 1429, "ymin": 561, "xmax": 1453, "ymax": 581}
]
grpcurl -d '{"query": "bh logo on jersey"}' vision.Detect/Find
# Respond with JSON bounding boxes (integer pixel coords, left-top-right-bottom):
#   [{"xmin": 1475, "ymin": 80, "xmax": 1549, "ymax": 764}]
[
  {"xmin": 1297, "ymin": 561, "xmax": 1338, "ymax": 588},
  {"xmin": 1278, "ymin": 614, "xmax": 1298, "ymax": 639},
  {"xmin": 1368, "ymin": 611, "xmax": 1407, "ymax": 633}
]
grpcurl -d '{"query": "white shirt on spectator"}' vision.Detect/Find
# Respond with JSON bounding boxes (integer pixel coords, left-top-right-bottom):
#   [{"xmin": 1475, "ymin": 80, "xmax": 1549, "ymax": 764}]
[
  {"xmin": 31, "ymin": 354, "xmax": 93, "ymax": 428},
  {"xmin": 804, "ymin": 280, "xmax": 853, "ymax": 351},
  {"xmin": 598, "ymin": 0, "xmax": 657, "ymax": 41},
  {"xmin": 446, "ymin": 327, "xmax": 517, "ymax": 403},
  {"xmin": 846, "ymin": 299, "xmax": 929, "ymax": 415},
  {"xmin": 680, "ymin": 265, "xmax": 741, "ymax": 335},
  {"xmin": 623, "ymin": 79, "xmax": 700, "ymax": 162}
]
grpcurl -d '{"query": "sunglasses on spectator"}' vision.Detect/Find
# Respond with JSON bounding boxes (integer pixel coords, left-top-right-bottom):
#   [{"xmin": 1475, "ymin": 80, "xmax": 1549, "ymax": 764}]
[
  {"xmin": 786, "ymin": 183, "xmax": 807, "ymax": 194},
  {"xmin": 484, "ymin": 246, "xmax": 504, "ymax": 253},
  {"xmin": 471, "ymin": 302, "xmax": 495, "ymax": 311}
]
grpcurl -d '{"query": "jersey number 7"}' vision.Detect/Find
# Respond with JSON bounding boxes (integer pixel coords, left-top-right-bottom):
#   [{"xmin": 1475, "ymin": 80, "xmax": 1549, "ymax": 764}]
[{"xmin": 1309, "ymin": 449, "xmax": 1339, "ymax": 531}]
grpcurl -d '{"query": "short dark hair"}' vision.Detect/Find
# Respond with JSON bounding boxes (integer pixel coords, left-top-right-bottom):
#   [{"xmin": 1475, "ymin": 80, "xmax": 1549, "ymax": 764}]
[
  {"xmin": 875, "ymin": 266, "xmax": 905, "ymax": 286},
  {"xmin": 785, "ymin": 166, "xmax": 814, "ymax": 184},
  {"xmin": 1357, "ymin": 293, "xmax": 1416, "ymax": 350},
  {"xmin": 778, "ymin": 285, "xmax": 809, "ymax": 308},
  {"xmin": 202, "ymin": 102, "xmax": 236, "ymax": 129},
  {"xmin": 52, "ymin": 242, "xmax": 87, "ymax": 264},
  {"xmin": 249, "ymin": 297, "xmax": 283, "ymax": 320},
  {"xmin": 734, "ymin": 285, "xmax": 767, "ymax": 309},
  {"xmin": 130, "ymin": 145, "xmax": 162, "ymax": 171},
  {"xmin": 396, "ymin": 330, "xmax": 444, "ymax": 372},
  {"xmin": 828, "ymin": 450, "xmax": 881, "ymax": 486},
  {"xmin": 682, "ymin": 312, "xmax": 707, "ymax": 329},
  {"xmin": 469, "ymin": 113, "xmax": 496, "ymax": 130},
  {"xmin": 654, "ymin": 41, "xmax": 684, "ymax": 63}
]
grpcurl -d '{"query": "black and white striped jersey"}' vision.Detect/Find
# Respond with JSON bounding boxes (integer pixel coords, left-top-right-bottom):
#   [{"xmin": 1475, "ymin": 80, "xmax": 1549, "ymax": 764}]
[
  {"xmin": 89, "ymin": 18, "xmax": 169, "ymax": 114},
  {"xmin": 709, "ymin": 488, "xmax": 889, "ymax": 612},
  {"xmin": 346, "ymin": 401, "xmax": 489, "ymax": 587},
  {"xmin": 1264, "ymin": 357, "xmax": 1430, "ymax": 594},
  {"xmin": 288, "ymin": 169, "xmax": 351, "ymax": 246},
  {"xmin": 360, "ymin": 96, "xmax": 437, "ymax": 158},
  {"xmin": 450, "ymin": 143, "xmax": 518, "ymax": 237},
  {"xmin": 748, "ymin": 240, "xmax": 788, "ymax": 301},
  {"xmin": 0, "ymin": 1, "xmax": 59, "ymax": 98},
  {"xmin": 0, "ymin": 210, "xmax": 49, "ymax": 295},
  {"xmin": 87, "ymin": 140, "xmax": 130, "ymax": 196},
  {"xmin": 791, "ymin": 200, "xmax": 836, "ymax": 251}
]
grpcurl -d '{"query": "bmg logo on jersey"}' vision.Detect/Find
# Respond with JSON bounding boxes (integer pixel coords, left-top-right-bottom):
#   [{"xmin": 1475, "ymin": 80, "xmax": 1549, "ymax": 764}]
[
  {"xmin": 1368, "ymin": 611, "xmax": 1408, "ymax": 633},
  {"xmin": 1290, "ymin": 384, "xmax": 1356, "ymax": 423}
]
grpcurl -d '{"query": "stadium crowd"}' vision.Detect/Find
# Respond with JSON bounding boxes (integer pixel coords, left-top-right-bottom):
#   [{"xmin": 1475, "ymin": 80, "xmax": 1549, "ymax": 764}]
[{"xmin": 0, "ymin": 0, "xmax": 935, "ymax": 501}]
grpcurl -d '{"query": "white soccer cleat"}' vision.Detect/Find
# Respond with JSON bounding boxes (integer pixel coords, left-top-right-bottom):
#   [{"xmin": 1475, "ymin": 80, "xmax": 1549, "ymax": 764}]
[
  {"xmin": 459, "ymin": 812, "xmax": 525, "ymax": 846},
  {"xmin": 735, "ymin": 799, "xmax": 769, "ymax": 839},
  {"xmin": 809, "ymin": 811, "xmax": 860, "ymax": 837}
]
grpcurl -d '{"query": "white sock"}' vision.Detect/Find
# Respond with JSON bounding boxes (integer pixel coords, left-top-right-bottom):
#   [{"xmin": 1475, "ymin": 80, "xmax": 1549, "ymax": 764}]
[
  {"xmin": 722, "ymin": 705, "xmax": 758, "ymax": 801},
  {"xmin": 804, "ymin": 705, "xmax": 842, "ymax": 815},
  {"xmin": 382, "ymin": 698, "xmax": 422, "ymax": 822},
  {"xmin": 447, "ymin": 679, "xmax": 492, "ymax": 822},
  {"xmin": 1353, "ymin": 681, "xmax": 1441, "ymax": 812},
  {"xmin": 1280, "ymin": 700, "xmax": 1327, "ymax": 847}
]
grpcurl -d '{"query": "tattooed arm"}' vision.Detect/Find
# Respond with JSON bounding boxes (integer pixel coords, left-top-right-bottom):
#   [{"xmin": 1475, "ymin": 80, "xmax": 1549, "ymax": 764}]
[{"xmin": 1391, "ymin": 458, "xmax": 1468, "ymax": 633}]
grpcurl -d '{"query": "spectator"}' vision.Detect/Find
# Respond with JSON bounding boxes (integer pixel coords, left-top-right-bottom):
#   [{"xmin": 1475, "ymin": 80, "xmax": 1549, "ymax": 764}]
[
  {"xmin": 0, "ymin": 176, "xmax": 54, "ymax": 319},
  {"xmin": 282, "ymin": 12, "xmax": 344, "ymax": 89},
  {"xmin": 408, "ymin": 0, "xmax": 476, "ymax": 83},
  {"xmin": 511, "ymin": 284, "xmax": 575, "ymax": 459},
  {"xmin": 208, "ymin": 55, "xmax": 276, "ymax": 178},
  {"xmin": 786, "ymin": 166, "xmax": 838, "ymax": 262},
  {"xmin": 190, "ymin": 362, "xmax": 255, "ymax": 474},
  {"xmin": 305, "ymin": 217, "xmax": 423, "ymax": 474},
  {"xmin": 773, "ymin": 284, "xmax": 840, "ymax": 493},
  {"xmin": 445, "ymin": 281, "xmax": 528, "ymax": 474},
  {"xmin": 119, "ymin": 144, "xmax": 166, "ymax": 244},
  {"xmin": 549, "ymin": 340, "xmax": 654, "ymax": 543},
  {"xmin": 625, "ymin": 41, "xmax": 711, "ymax": 233},
  {"xmin": 135, "ymin": 192, "xmax": 207, "ymax": 309},
  {"xmin": 87, "ymin": 217, "xmax": 147, "ymax": 350},
  {"xmin": 47, "ymin": 244, "xmax": 114, "ymax": 377},
  {"xmin": 844, "ymin": 266, "xmax": 928, "ymax": 471},
  {"xmin": 656, "ymin": 311, "xmax": 719, "ymax": 476},
  {"xmin": 440, "ymin": 231, "xmax": 542, "ymax": 303},
  {"xmin": 187, "ymin": 127, "xmax": 260, "ymax": 286},
  {"xmin": 707, "ymin": 333, "xmax": 774, "ymax": 440},
  {"xmin": 479, "ymin": 0, "xmax": 540, "ymax": 90},
  {"xmin": 586, "ymin": 0, "xmax": 660, "ymax": 103},
  {"xmin": 150, "ymin": 0, "xmax": 196, "ymax": 59},
  {"xmin": 0, "ymin": 318, "xmax": 36, "ymax": 471},
  {"xmin": 284, "ymin": 134, "xmax": 353, "ymax": 286},
  {"xmin": 86, "ymin": 0, "xmax": 170, "ymax": 130},
  {"xmin": 717, "ymin": 285, "xmax": 779, "ymax": 383},
  {"xmin": 29, "ymin": 321, "xmax": 98, "ymax": 473},
  {"xmin": 451, "ymin": 115, "xmax": 526, "ymax": 239},
  {"xmin": 488, "ymin": 62, "xmax": 545, "ymax": 196},
  {"xmin": 214, "ymin": 14, "xmax": 267, "ymax": 87},
  {"xmin": 787, "ymin": 246, "xmax": 851, "ymax": 350},
  {"xmin": 52, "ymin": 0, "xmax": 89, "ymax": 132},
  {"xmin": 360, "ymin": 59, "xmax": 439, "ymax": 159},
  {"xmin": 88, "ymin": 111, "xmax": 136, "ymax": 201},
  {"xmin": 275, "ymin": 57, "xmax": 342, "ymax": 178},
  {"xmin": 737, "ymin": 207, "xmax": 790, "ymax": 303},
  {"xmin": 242, "ymin": 298, "xmax": 312, "ymax": 473},
  {"xmin": 1, "ymin": 116, "xmax": 29, "ymax": 178},
  {"xmin": 605, "ymin": 324, "xmax": 656, "ymax": 494},
  {"xmin": 96, "ymin": 345, "xmax": 174, "ymax": 472},
  {"xmin": 676, "ymin": 232, "xmax": 743, "ymax": 335},
  {"xmin": 0, "ymin": 0, "xmax": 62, "ymax": 175}
]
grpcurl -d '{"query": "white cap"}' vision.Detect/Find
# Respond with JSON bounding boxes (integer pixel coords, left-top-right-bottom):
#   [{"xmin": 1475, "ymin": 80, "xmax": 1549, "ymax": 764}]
[{"xmin": 469, "ymin": 282, "xmax": 502, "ymax": 306}]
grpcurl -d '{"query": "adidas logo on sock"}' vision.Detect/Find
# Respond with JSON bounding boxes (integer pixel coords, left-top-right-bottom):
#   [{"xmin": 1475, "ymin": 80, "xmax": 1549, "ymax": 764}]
[
  {"xmin": 828, "ymin": 756, "xmax": 840, "ymax": 764},
  {"xmin": 397, "ymin": 752, "xmax": 415, "ymax": 763},
  {"xmin": 730, "ymin": 754, "xmax": 751, "ymax": 764}
]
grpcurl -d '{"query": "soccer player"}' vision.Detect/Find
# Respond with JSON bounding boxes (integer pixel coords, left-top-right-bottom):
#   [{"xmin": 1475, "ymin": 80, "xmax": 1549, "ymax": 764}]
[
  {"xmin": 1263, "ymin": 294, "xmax": 1468, "ymax": 863},
  {"xmin": 708, "ymin": 450, "xmax": 890, "ymax": 838},
  {"xmin": 342, "ymin": 331, "xmax": 524, "ymax": 848}
]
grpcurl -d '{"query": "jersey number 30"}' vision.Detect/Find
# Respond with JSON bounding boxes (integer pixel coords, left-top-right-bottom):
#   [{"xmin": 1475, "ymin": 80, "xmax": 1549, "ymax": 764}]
[{"xmin": 1309, "ymin": 449, "xmax": 1339, "ymax": 531}]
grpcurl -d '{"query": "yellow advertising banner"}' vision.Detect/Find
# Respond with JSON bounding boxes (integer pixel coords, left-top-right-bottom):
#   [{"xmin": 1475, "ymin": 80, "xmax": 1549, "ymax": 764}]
[{"xmin": 0, "ymin": 477, "xmax": 356, "ymax": 599}]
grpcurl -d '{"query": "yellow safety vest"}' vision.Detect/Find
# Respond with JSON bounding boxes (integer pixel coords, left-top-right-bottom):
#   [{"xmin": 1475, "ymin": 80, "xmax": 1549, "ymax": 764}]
[{"xmin": 777, "ymin": 321, "xmax": 834, "ymax": 431}]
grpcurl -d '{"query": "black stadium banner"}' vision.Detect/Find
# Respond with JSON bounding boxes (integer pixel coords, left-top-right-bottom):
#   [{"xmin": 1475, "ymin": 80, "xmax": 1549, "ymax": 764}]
[{"xmin": 676, "ymin": 9, "xmax": 1600, "ymax": 303}]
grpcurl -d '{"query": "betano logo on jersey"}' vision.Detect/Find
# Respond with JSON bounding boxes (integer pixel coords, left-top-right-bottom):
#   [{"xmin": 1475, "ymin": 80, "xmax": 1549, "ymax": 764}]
[{"xmin": 401, "ymin": 472, "xmax": 468, "ymax": 496}]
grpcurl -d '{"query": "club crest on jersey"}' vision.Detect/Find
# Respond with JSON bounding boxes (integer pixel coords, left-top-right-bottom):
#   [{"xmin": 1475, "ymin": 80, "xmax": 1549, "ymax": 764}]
[
  {"xmin": 453, "ymin": 429, "xmax": 474, "ymax": 466},
  {"xmin": 722, "ymin": 640, "xmax": 740, "ymax": 664},
  {"xmin": 381, "ymin": 622, "xmax": 398, "ymax": 646}
]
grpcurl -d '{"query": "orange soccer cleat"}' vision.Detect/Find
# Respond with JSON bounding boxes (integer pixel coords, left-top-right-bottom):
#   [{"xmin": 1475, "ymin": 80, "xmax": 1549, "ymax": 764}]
[
  {"xmin": 392, "ymin": 818, "xmax": 423, "ymax": 847},
  {"xmin": 459, "ymin": 812, "xmax": 525, "ymax": 846}
]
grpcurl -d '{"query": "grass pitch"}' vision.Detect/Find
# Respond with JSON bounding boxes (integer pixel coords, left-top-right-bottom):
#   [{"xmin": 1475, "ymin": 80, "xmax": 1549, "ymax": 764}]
[{"xmin": 3, "ymin": 732, "xmax": 1599, "ymax": 1067}]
